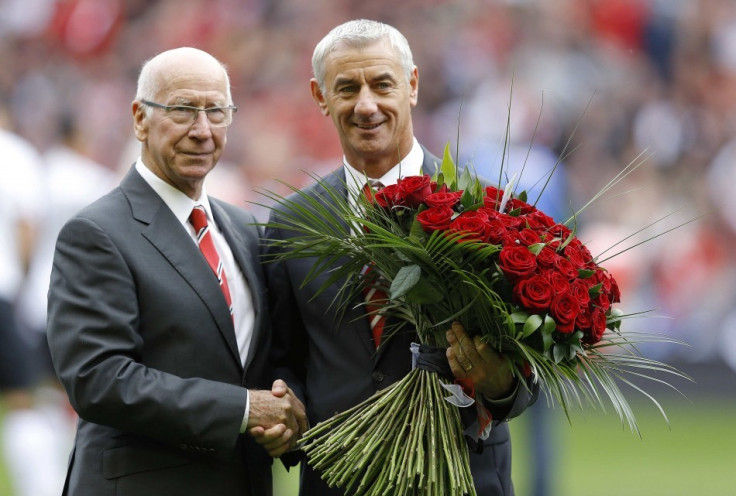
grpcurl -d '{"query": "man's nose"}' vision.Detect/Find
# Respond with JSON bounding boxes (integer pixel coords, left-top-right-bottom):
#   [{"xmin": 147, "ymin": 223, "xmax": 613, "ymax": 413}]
[
  {"xmin": 189, "ymin": 110, "xmax": 213, "ymax": 137},
  {"xmin": 354, "ymin": 87, "xmax": 378, "ymax": 115}
]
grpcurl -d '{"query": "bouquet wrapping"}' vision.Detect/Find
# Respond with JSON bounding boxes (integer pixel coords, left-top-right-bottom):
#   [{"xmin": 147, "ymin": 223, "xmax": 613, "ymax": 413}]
[{"xmin": 260, "ymin": 144, "xmax": 686, "ymax": 496}]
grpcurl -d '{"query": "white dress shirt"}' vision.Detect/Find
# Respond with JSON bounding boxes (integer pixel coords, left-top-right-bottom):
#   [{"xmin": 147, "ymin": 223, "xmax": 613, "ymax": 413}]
[{"xmin": 343, "ymin": 137, "xmax": 424, "ymax": 207}]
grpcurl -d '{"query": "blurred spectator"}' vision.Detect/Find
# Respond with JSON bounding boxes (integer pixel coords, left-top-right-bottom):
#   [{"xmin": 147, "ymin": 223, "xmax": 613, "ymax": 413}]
[{"xmin": 0, "ymin": 117, "xmax": 63, "ymax": 496}]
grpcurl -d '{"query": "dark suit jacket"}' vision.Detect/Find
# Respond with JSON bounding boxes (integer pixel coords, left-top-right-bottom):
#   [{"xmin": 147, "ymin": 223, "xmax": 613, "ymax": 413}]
[
  {"xmin": 47, "ymin": 167, "xmax": 273, "ymax": 496},
  {"xmin": 265, "ymin": 148, "xmax": 537, "ymax": 495}
]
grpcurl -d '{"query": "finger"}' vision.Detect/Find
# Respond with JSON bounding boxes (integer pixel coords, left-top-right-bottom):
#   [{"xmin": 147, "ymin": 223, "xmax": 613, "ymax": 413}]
[
  {"xmin": 446, "ymin": 347, "xmax": 468, "ymax": 378},
  {"xmin": 271, "ymin": 379, "xmax": 288, "ymax": 397},
  {"xmin": 250, "ymin": 423, "xmax": 285, "ymax": 440},
  {"xmin": 447, "ymin": 326, "xmax": 474, "ymax": 372},
  {"xmin": 452, "ymin": 322, "xmax": 482, "ymax": 364}
]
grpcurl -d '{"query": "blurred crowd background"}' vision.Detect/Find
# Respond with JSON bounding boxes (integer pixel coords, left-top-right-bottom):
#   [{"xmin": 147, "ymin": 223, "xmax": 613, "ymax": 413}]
[{"xmin": 2, "ymin": 0, "xmax": 736, "ymax": 495}]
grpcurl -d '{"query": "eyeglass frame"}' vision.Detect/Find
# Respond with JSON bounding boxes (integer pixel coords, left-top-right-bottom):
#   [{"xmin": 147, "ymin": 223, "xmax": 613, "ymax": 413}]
[{"xmin": 140, "ymin": 100, "xmax": 238, "ymax": 127}]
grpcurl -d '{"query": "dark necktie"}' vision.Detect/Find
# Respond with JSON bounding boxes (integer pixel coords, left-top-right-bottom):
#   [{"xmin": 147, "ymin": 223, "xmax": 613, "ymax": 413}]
[{"xmin": 361, "ymin": 181, "xmax": 387, "ymax": 347}]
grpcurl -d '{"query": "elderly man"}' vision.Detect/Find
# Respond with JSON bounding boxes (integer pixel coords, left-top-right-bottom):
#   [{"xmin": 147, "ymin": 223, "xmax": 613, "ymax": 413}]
[
  {"xmin": 266, "ymin": 19, "xmax": 538, "ymax": 495},
  {"xmin": 47, "ymin": 47, "xmax": 306, "ymax": 496}
]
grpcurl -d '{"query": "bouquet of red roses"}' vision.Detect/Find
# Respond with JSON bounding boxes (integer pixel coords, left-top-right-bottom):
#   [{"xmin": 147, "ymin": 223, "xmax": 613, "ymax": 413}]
[{"xmin": 260, "ymin": 144, "xmax": 685, "ymax": 496}]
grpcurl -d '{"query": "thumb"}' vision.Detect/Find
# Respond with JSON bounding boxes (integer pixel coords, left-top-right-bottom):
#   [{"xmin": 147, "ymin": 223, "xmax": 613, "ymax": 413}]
[{"xmin": 271, "ymin": 379, "xmax": 287, "ymax": 397}]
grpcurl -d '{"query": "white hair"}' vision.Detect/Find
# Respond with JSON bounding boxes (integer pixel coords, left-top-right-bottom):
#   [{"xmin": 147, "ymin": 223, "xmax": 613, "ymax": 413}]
[
  {"xmin": 312, "ymin": 19, "xmax": 414, "ymax": 93},
  {"xmin": 135, "ymin": 47, "xmax": 233, "ymax": 115}
]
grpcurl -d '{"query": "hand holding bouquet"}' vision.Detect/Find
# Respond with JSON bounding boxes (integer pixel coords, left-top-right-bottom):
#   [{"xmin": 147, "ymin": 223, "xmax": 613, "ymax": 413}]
[{"xmin": 260, "ymin": 143, "xmax": 687, "ymax": 496}]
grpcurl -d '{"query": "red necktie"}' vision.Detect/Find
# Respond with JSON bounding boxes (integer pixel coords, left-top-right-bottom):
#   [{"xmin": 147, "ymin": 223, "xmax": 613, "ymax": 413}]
[
  {"xmin": 361, "ymin": 263, "xmax": 388, "ymax": 348},
  {"xmin": 361, "ymin": 181, "xmax": 388, "ymax": 347},
  {"xmin": 190, "ymin": 206, "xmax": 233, "ymax": 319}
]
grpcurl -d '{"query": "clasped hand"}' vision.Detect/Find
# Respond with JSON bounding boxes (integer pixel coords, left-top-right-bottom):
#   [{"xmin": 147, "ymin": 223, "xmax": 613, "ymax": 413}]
[
  {"xmin": 445, "ymin": 321, "xmax": 515, "ymax": 400},
  {"xmin": 248, "ymin": 379, "xmax": 308, "ymax": 457}
]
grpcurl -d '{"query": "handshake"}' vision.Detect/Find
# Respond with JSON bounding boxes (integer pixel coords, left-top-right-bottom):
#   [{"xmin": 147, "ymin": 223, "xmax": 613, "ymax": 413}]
[{"xmin": 247, "ymin": 380, "xmax": 308, "ymax": 457}]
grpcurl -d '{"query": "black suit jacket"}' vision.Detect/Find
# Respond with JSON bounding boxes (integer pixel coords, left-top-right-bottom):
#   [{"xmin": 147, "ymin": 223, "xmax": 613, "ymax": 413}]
[
  {"xmin": 47, "ymin": 166, "xmax": 273, "ymax": 495},
  {"xmin": 265, "ymin": 148, "xmax": 537, "ymax": 495}
]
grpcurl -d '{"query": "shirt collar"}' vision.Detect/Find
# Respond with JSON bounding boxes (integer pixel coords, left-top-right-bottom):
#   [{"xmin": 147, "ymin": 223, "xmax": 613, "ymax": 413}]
[
  {"xmin": 135, "ymin": 158, "xmax": 214, "ymax": 225},
  {"xmin": 343, "ymin": 137, "xmax": 424, "ymax": 199}
]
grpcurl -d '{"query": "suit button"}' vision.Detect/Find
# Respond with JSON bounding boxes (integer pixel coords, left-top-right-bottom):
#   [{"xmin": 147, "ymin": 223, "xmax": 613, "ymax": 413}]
[{"xmin": 371, "ymin": 370, "xmax": 384, "ymax": 383}]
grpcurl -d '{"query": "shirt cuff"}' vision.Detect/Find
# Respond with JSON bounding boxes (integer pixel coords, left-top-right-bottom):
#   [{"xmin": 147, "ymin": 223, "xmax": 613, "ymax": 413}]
[
  {"xmin": 482, "ymin": 378, "xmax": 519, "ymax": 408},
  {"xmin": 240, "ymin": 389, "xmax": 250, "ymax": 433}
]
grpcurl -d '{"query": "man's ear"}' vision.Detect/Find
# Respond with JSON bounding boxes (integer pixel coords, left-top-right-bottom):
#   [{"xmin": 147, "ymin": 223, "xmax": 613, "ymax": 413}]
[
  {"xmin": 409, "ymin": 66, "xmax": 419, "ymax": 107},
  {"xmin": 132, "ymin": 101, "xmax": 148, "ymax": 141},
  {"xmin": 310, "ymin": 79, "xmax": 329, "ymax": 116}
]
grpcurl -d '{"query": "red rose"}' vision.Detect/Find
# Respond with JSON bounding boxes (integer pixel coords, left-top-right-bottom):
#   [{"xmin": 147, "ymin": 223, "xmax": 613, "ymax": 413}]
[
  {"xmin": 553, "ymin": 255, "xmax": 578, "ymax": 280},
  {"xmin": 543, "ymin": 269, "xmax": 570, "ymax": 294},
  {"xmin": 564, "ymin": 241, "xmax": 591, "ymax": 269},
  {"xmin": 374, "ymin": 184, "xmax": 402, "ymax": 208},
  {"xmin": 517, "ymin": 228, "xmax": 541, "ymax": 246},
  {"xmin": 536, "ymin": 246, "xmax": 558, "ymax": 268},
  {"xmin": 576, "ymin": 307, "xmax": 593, "ymax": 332},
  {"xmin": 592, "ymin": 292, "xmax": 611, "ymax": 312},
  {"xmin": 549, "ymin": 223, "xmax": 572, "ymax": 239},
  {"xmin": 450, "ymin": 214, "xmax": 489, "ymax": 242},
  {"xmin": 497, "ymin": 212, "xmax": 524, "ymax": 230},
  {"xmin": 526, "ymin": 210, "xmax": 556, "ymax": 229},
  {"xmin": 459, "ymin": 209, "xmax": 489, "ymax": 221},
  {"xmin": 584, "ymin": 307, "xmax": 607, "ymax": 344},
  {"xmin": 498, "ymin": 246, "xmax": 537, "ymax": 282},
  {"xmin": 486, "ymin": 219, "xmax": 507, "ymax": 245},
  {"xmin": 609, "ymin": 274, "xmax": 621, "ymax": 303},
  {"xmin": 425, "ymin": 191, "xmax": 462, "ymax": 208},
  {"xmin": 569, "ymin": 279, "xmax": 591, "ymax": 308},
  {"xmin": 504, "ymin": 198, "xmax": 536, "ymax": 215},
  {"xmin": 484, "ymin": 186, "xmax": 504, "ymax": 210},
  {"xmin": 430, "ymin": 181, "xmax": 449, "ymax": 194},
  {"xmin": 397, "ymin": 175, "xmax": 433, "ymax": 207},
  {"xmin": 550, "ymin": 291, "xmax": 580, "ymax": 334},
  {"xmin": 416, "ymin": 206, "xmax": 454, "ymax": 232},
  {"xmin": 513, "ymin": 275, "xmax": 553, "ymax": 313}
]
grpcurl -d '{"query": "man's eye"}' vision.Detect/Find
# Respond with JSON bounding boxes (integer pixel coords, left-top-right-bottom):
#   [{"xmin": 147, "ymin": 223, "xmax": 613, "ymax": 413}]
[{"xmin": 169, "ymin": 106, "xmax": 195, "ymax": 117}]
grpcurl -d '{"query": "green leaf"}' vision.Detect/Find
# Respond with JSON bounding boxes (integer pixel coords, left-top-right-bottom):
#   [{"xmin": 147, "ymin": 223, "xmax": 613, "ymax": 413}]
[
  {"xmin": 406, "ymin": 278, "xmax": 444, "ymax": 304},
  {"xmin": 441, "ymin": 142, "xmax": 457, "ymax": 190},
  {"xmin": 522, "ymin": 314, "xmax": 543, "ymax": 339},
  {"xmin": 589, "ymin": 282, "xmax": 603, "ymax": 298},
  {"xmin": 518, "ymin": 190, "xmax": 528, "ymax": 203},
  {"xmin": 553, "ymin": 343, "xmax": 568, "ymax": 363},
  {"xmin": 509, "ymin": 207, "xmax": 522, "ymax": 217},
  {"xmin": 460, "ymin": 188, "xmax": 475, "ymax": 210},
  {"xmin": 510, "ymin": 311, "xmax": 529, "ymax": 324},
  {"xmin": 528, "ymin": 242, "xmax": 545, "ymax": 256},
  {"xmin": 578, "ymin": 268, "xmax": 595, "ymax": 279},
  {"xmin": 542, "ymin": 328, "xmax": 554, "ymax": 351},
  {"xmin": 408, "ymin": 217, "xmax": 425, "ymax": 241},
  {"xmin": 458, "ymin": 165, "xmax": 473, "ymax": 191},
  {"xmin": 543, "ymin": 315, "xmax": 556, "ymax": 335},
  {"xmin": 390, "ymin": 264, "xmax": 421, "ymax": 300}
]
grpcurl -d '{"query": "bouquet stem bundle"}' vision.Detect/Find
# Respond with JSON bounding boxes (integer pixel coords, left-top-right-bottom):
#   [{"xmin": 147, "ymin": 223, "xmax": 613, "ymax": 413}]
[{"xmin": 300, "ymin": 368, "xmax": 476, "ymax": 496}]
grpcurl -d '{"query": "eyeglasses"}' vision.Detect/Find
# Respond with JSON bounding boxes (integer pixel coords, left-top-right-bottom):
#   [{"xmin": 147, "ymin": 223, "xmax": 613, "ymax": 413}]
[{"xmin": 141, "ymin": 100, "xmax": 238, "ymax": 127}]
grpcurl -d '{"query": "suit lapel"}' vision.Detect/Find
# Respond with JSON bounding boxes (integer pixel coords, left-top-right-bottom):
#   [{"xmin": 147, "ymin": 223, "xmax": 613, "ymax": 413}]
[
  {"xmin": 210, "ymin": 201, "xmax": 264, "ymax": 373},
  {"xmin": 121, "ymin": 168, "xmax": 243, "ymax": 369}
]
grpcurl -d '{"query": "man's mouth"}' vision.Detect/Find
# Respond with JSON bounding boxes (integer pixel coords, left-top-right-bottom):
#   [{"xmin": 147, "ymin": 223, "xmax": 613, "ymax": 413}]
[{"xmin": 355, "ymin": 122, "xmax": 382, "ymax": 130}]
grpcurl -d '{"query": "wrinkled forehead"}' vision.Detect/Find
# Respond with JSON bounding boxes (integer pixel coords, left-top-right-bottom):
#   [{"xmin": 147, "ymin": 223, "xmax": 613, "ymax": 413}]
[
  {"xmin": 152, "ymin": 51, "xmax": 229, "ymax": 100},
  {"xmin": 325, "ymin": 40, "xmax": 404, "ymax": 81}
]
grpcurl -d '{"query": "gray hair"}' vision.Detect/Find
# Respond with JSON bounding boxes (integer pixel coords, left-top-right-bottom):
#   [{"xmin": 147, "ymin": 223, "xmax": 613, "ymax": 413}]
[
  {"xmin": 312, "ymin": 19, "xmax": 414, "ymax": 93},
  {"xmin": 135, "ymin": 47, "xmax": 233, "ymax": 115}
]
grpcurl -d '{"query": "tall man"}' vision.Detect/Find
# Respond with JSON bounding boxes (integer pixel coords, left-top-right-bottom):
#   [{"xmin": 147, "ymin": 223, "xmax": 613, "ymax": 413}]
[
  {"xmin": 47, "ymin": 47, "xmax": 306, "ymax": 496},
  {"xmin": 266, "ymin": 19, "xmax": 537, "ymax": 495}
]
